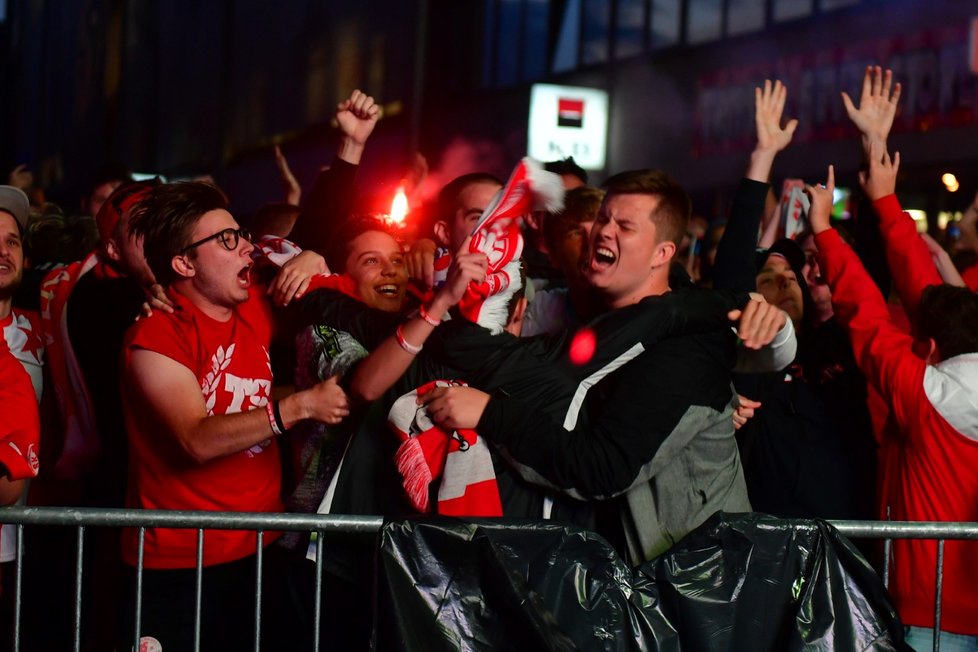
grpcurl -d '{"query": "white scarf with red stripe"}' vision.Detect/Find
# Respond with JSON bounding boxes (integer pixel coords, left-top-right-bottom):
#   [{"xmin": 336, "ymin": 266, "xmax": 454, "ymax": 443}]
[
  {"xmin": 387, "ymin": 159, "xmax": 564, "ymax": 515},
  {"xmin": 457, "ymin": 157, "xmax": 564, "ymax": 334},
  {"xmin": 388, "ymin": 380, "xmax": 502, "ymax": 517}
]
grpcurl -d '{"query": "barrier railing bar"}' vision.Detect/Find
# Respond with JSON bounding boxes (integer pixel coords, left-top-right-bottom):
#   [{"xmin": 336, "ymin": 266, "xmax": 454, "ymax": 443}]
[
  {"xmin": 134, "ymin": 527, "xmax": 144, "ymax": 652},
  {"xmin": 0, "ymin": 507, "xmax": 384, "ymax": 533},
  {"xmin": 829, "ymin": 521, "xmax": 978, "ymax": 539},
  {"xmin": 314, "ymin": 532, "xmax": 324, "ymax": 652},
  {"xmin": 194, "ymin": 528, "xmax": 203, "ymax": 652},
  {"xmin": 73, "ymin": 526, "xmax": 83, "ymax": 652},
  {"xmin": 254, "ymin": 530, "xmax": 264, "ymax": 652},
  {"xmin": 13, "ymin": 524, "xmax": 22, "ymax": 652},
  {"xmin": 934, "ymin": 539, "xmax": 944, "ymax": 652},
  {"xmin": 2, "ymin": 509, "xmax": 975, "ymax": 540}
]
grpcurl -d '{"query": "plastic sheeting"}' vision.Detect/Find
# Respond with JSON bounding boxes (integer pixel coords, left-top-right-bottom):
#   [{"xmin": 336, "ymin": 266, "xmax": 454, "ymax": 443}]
[{"xmin": 376, "ymin": 512, "xmax": 909, "ymax": 651}]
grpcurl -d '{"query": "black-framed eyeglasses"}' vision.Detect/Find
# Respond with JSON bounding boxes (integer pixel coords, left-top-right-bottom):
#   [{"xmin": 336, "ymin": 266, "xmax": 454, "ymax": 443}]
[{"xmin": 181, "ymin": 227, "xmax": 251, "ymax": 253}]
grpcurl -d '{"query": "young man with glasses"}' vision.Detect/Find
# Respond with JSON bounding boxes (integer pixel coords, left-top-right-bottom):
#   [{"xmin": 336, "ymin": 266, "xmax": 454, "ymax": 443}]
[{"xmin": 119, "ymin": 182, "xmax": 347, "ymax": 650}]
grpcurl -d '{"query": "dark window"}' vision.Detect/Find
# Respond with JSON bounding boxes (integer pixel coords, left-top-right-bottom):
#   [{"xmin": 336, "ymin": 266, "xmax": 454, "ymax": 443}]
[
  {"xmin": 726, "ymin": 0, "xmax": 765, "ymax": 36},
  {"xmin": 650, "ymin": 0, "xmax": 681, "ymax": 48},
  {"xmin": 523, "ymin": 0, "xmax": 550, "ymax": 81},
  {"xmin": 495, "ymin": 0, "xmax": 522, "ymax": 86},
  {"xmin": 820, "ymin": 0, "xmax": 859, "ymax": 9},
  {"xmin": 774, "ymin": 0, "xmax": 813, "ymax": 22},
  {"xmin": 687, "ymin": 0, "xmax": 723, "ymax": 44},
  {"xmin": 616, "ymin": 0, "xmax": 646, "ymax": 58},
  {"xmin": 553, "ymin": 0, "xmax": 581, "ymax": 72},
  {"xmin": 581, "ymin": 0, "xmax": 611, "ymax": 64}
]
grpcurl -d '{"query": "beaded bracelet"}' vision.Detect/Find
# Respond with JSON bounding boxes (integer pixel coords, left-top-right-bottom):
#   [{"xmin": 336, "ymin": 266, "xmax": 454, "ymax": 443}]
[
  {"xmin": 395, "ymin": 324, "xmax": 423, "ymax": 355},
  {"xmin": 419, "ymin": 303, "xmax": 441, "ymax": 327},
  {"xmin": 266, "ymin": 401, "xmax": 283, "ymax": 436}
]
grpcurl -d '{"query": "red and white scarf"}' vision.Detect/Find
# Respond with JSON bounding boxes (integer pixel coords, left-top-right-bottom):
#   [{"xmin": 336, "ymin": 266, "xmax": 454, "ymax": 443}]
[
  {"xmin": 388, "ymin": 380, "xmax": 502, "ymax": 517},
  {"xmin": 458, "ymin": 157, "xmax": 564, "ymax": 333}
]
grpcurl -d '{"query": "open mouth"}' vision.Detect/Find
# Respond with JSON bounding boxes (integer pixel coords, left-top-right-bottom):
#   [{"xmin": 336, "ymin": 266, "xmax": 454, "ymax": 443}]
[
  {"xmin": 237, "ymin": 263, "xmax": 253, "ymax": 286},
  {"xmin": 592, "ymin": 246, "xmax": 617, "ymax": 267},
  {"xmin": 375, "ymin": 283, "xmax": 401, "ymax": 297}
]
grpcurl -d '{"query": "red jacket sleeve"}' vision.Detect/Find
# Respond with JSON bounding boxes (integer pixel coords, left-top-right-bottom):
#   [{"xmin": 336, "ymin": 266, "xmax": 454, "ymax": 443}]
[
  {"xmin": 816, "ymin": 228, "xmax": 925, "ymax": 439},
  {"xmin": 0, "ymin": 350, "xmax": 40, "ymax": 480},
  {"xmin": 872, "ymin": 193, "xmax": 943, "ymax": 317}
]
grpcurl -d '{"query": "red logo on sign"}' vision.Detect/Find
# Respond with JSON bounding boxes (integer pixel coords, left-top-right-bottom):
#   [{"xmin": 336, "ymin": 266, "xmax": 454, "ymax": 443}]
[{"xmin": 558, "ymin": 98, "xmax": 584, "ymax": 127}]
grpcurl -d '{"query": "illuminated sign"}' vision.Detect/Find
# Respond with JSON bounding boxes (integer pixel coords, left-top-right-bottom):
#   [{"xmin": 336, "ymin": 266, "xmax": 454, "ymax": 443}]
[{"xmin": 528, "ymin": 84, "xmax": 608, "ymax": 170}]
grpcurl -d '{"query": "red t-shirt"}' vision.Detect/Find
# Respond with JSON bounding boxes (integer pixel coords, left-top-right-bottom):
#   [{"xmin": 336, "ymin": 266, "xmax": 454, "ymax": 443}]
[
  {"xmin": 0, "ymin": 309, "xmax": 43, "ymax": 401},
  {"xmin": 0, "ymin": 341, "xmax": 40, "ymax": 482},
  {"xmin": 121, "ymin": 286, "xmax": 283, "ymax": 569}
]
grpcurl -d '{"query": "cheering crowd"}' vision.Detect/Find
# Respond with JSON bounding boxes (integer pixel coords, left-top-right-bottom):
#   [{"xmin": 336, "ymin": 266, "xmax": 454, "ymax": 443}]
[{"xmin": 1, "ymin": 67, "xmax": 977, "ymax": 650}]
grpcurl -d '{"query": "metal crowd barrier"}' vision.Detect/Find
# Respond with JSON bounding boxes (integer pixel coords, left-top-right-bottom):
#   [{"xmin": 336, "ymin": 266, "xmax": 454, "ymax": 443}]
[
  {"xmin": 0, "ymin": 508, "xmax": 382, "ymax": 652},
  {"xmin": 0, "ymin": 507, "xmax": 975, "ymax": 652}
]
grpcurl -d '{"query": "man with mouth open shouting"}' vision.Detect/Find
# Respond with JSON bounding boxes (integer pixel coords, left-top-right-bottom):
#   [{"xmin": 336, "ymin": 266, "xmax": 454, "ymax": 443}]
[
  {"xmin": 421, "ymin": 169, "xmax": 792, "ymax": 564},
  {"xmin": 118, "ymin": 182, "xmax": 348, "ymax": 651}
]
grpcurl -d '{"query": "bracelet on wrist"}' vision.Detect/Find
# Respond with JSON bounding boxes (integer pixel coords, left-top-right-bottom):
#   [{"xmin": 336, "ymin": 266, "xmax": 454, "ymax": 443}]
[
  {"xmin": 418, "ymin": 303, "xmax": 441, "ymax": 327},
  {"xmin": 395, "ymin": 324, "xmax": 423, "ymax": 355},
  {"xmin": 266, "ymin": 401, "xmax": 283, "ymax": 436},
  {"xmin": 272, "ymin": 400, "xmax": 287, "ymax": 432}
]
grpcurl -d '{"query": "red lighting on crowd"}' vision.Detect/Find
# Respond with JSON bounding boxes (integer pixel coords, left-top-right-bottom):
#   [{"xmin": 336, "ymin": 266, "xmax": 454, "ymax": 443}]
[{"xmin": 568, "ymin": 327, "xmax": 596, "ymax": 366}]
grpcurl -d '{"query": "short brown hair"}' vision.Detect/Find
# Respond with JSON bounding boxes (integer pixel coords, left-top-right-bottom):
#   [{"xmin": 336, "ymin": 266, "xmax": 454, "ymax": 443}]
[
  {"xmin": 601, "ymin": 170, "xmax": 690, "ymax": 246},
  {"xmin": 128, "ymin": 182, "xmax": 229, "ymax": 286},
  {"xmin": 918, "ymin": 284, "xmax": 978, "ymax": 360},
  {"xmin": 327, "ymin": 214, "xmax": 402, "ymax": 273},
  {"xmin": 542, "ymin": 185, "xmax": 605, "ymax": 253},
  {"xmin": 424, "ymin": 173, "xmax": 502, "ymax": 238}
]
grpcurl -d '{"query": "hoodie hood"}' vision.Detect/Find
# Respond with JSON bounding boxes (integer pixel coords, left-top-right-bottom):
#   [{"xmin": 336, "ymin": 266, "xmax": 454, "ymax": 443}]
[{"xmin": 924, "ymin": 352, "xmax": 978, "ymax": 441}]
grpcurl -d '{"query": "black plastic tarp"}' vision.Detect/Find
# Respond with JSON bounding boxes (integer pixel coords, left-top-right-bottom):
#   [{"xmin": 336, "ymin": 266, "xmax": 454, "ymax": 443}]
[{"xmin": 376, "ymin": 512, "xmax": 908, "ymax": 651}]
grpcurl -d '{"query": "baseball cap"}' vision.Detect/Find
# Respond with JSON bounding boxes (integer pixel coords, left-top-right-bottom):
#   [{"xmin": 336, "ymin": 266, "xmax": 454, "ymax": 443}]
[{"xmin": 0, "ymin": 185, "xmax": 30, "ymax": 230}]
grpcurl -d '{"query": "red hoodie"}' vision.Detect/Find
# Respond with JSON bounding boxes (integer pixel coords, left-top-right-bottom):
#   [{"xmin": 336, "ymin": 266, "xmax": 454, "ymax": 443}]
[{"xmin": 815, "ymin": 194, "xmax": 978, "ymax": 634}]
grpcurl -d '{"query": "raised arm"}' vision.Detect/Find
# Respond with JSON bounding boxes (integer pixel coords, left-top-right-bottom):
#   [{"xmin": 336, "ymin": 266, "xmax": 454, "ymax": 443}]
[
  {"xmin": 841, "ymin": 65, "xmax": 901, "ymax": 157},
  {"xmin": 349, "ymin": 240, "xmax": 488, "ymax": 402},
  {"xmin": 860, "ymin": 141, "xmax": 942, "ymax": 316},
  {"xmin": 290, "ymin": 90, "xmax": 381, "ymax": 256},
  {"xmin": 839, "ymin": 65, "xmax": 905, "ymax": 296},
  {"xmin": 274, "ymin": 145, "xmax": 302, "ymax": 206},
  {"xmin": 920, "ymin": 233, "xmax": 966, "ymax": 288},
  {"xmin": 746, "ymin": 80, "xmax": 799, "ymax": 183},
  {"xmin": 806, "ymin": 165, "xmax": 923, "ymax": 426},
  {"xmin": 713, "ymin": 80, "xmax": 797, "ymax": 292}
]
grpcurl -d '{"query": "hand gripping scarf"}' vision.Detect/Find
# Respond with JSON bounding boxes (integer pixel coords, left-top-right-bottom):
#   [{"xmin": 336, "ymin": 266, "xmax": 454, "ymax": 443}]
[
  {"xmin": 388, "ymin": 380, "xmax": 503, "ymax": 517},
  {"xmin": 386, "ymin": 158, "xmax": 565, "ymax": 515},
  {"xmin": 457, "ymin": 157, "xmax": 564, "ymax": 334}
]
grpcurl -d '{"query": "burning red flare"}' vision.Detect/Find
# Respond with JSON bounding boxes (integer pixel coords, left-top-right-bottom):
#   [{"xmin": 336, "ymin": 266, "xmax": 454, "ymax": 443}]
[{"xmin": 389, "ymin": 186, "xmax": 409, "ymax": 225}]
